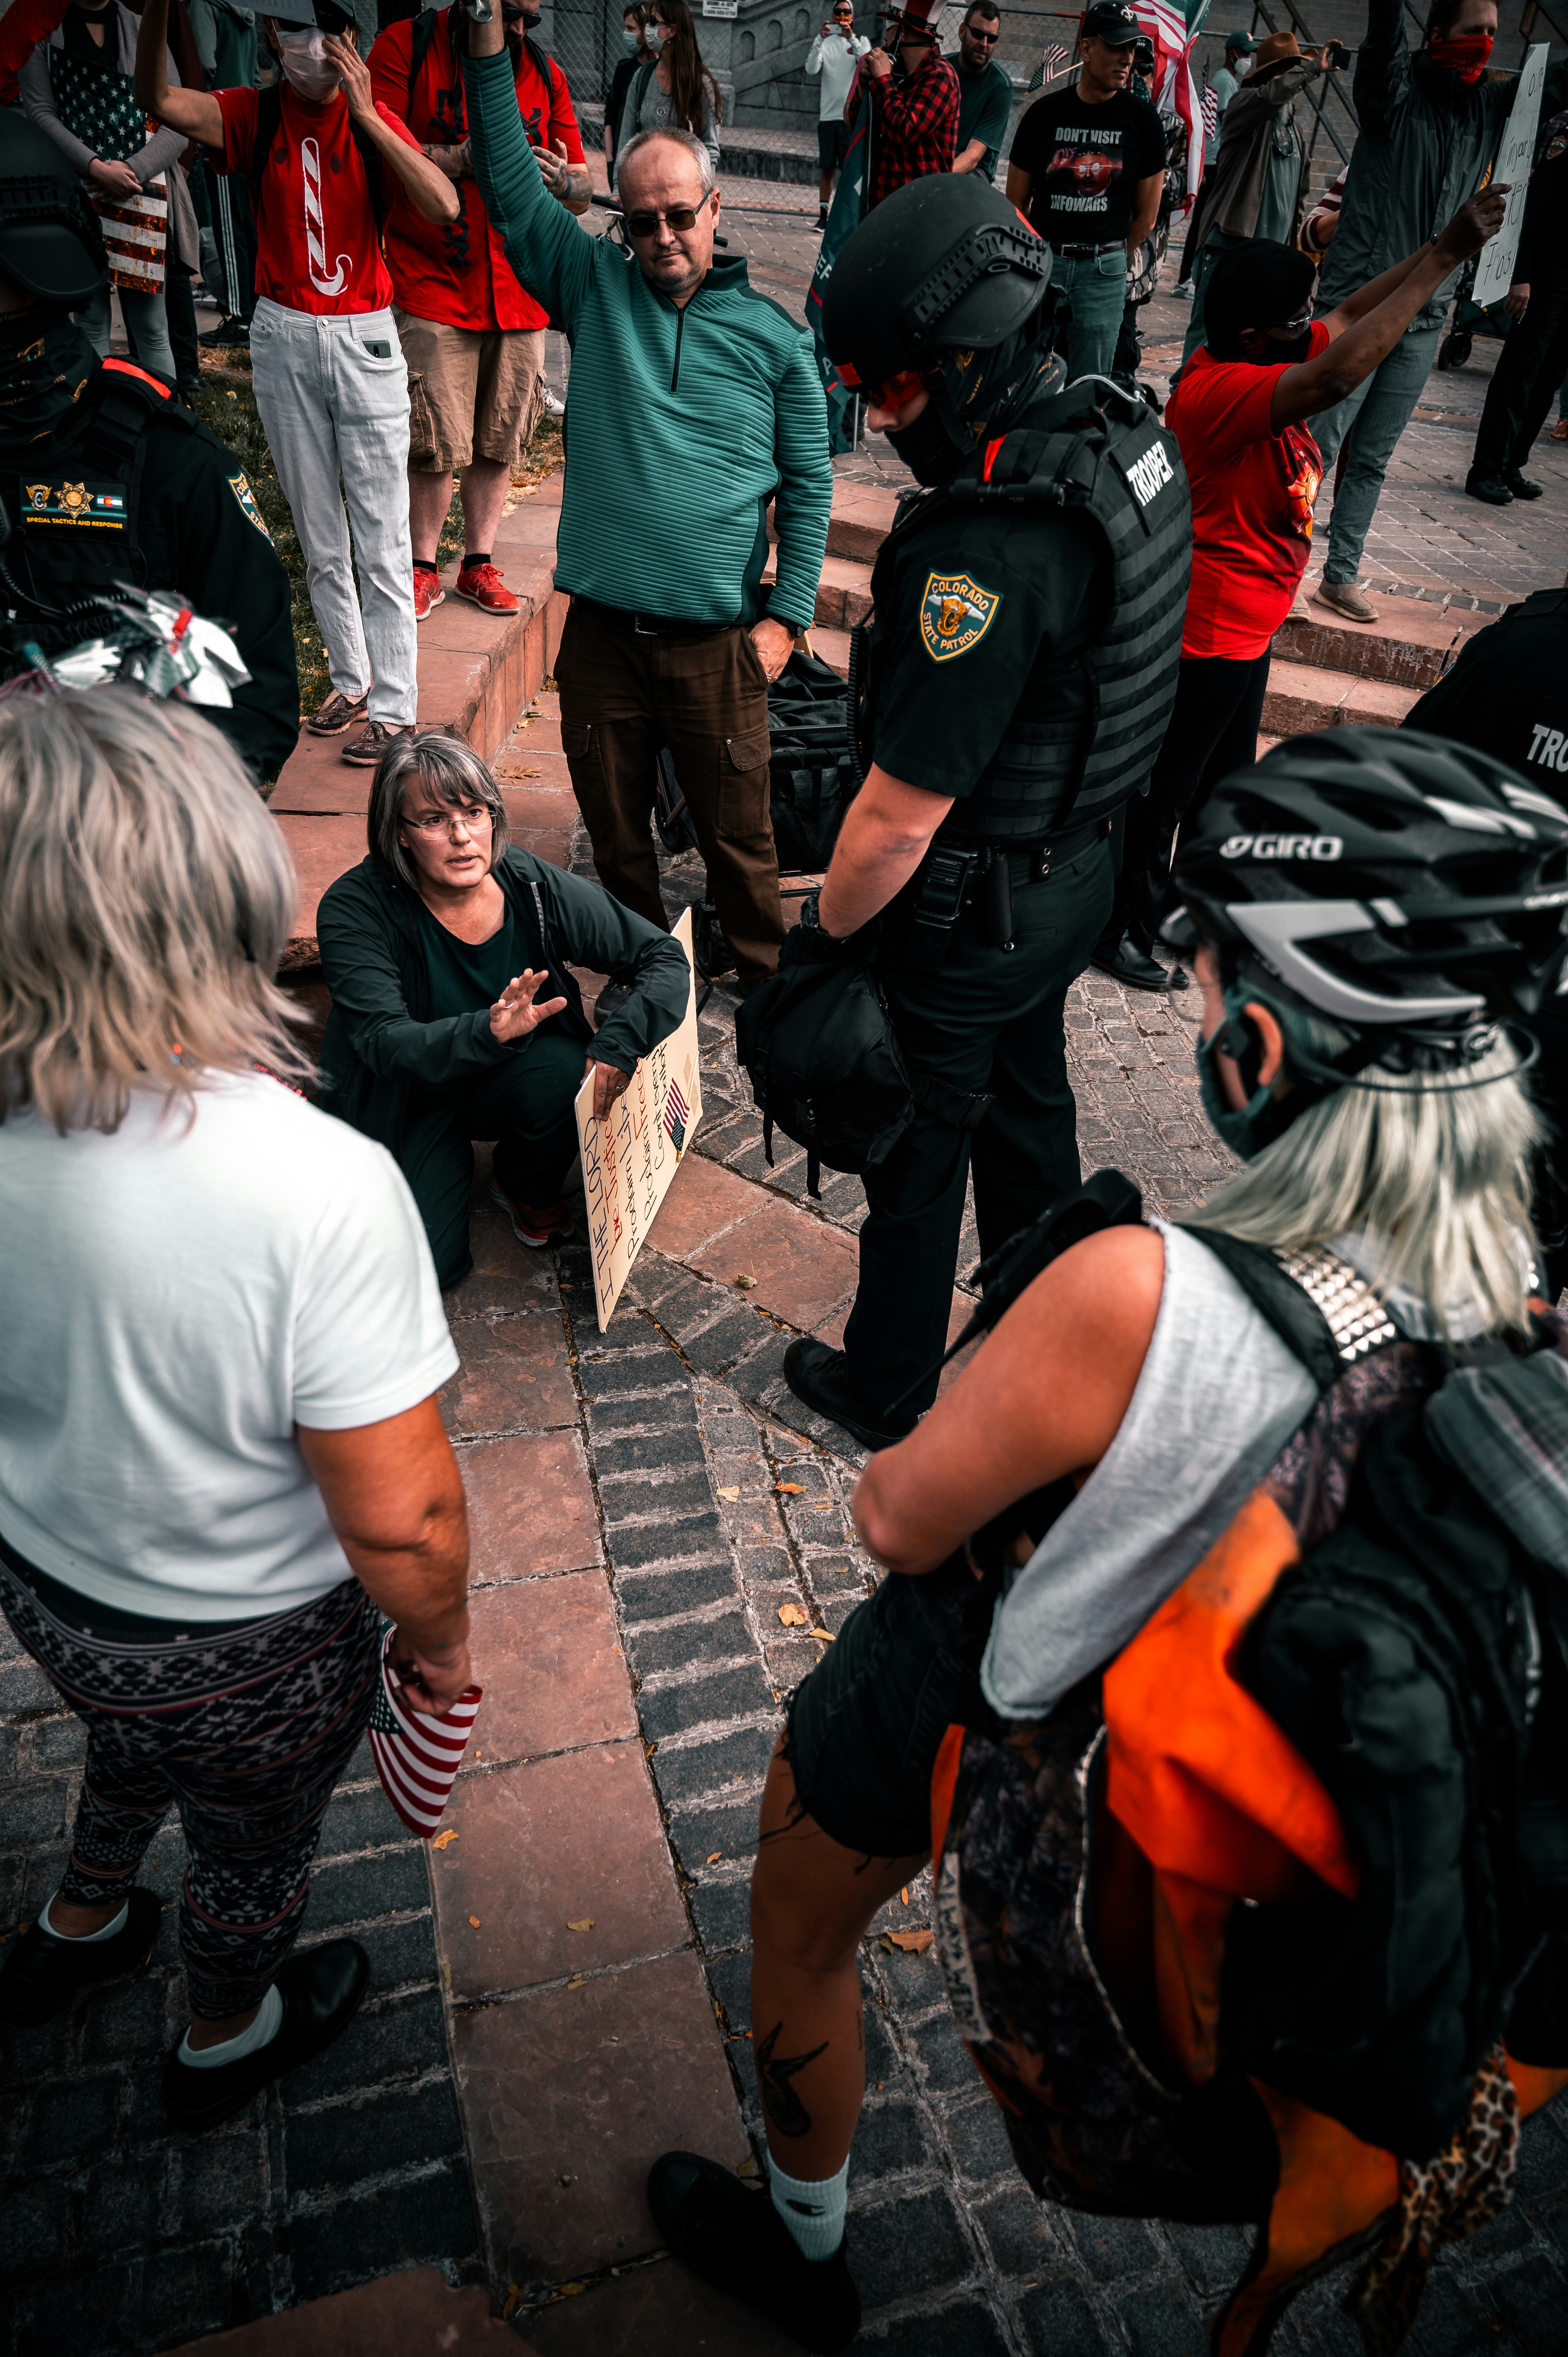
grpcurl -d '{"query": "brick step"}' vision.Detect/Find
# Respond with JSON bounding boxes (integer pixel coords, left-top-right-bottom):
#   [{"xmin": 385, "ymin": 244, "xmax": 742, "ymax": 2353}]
[
  {"xmin": 813, "ymin": 552, "xmax": 874, "ymax": 630},
  {"xmin": 1273, "ymin": 589, "xmax": 1485, "ymax": 690},
  {"xmin": 1263, "ymin": 658, "xmax": 1420, "ymax": 735}
]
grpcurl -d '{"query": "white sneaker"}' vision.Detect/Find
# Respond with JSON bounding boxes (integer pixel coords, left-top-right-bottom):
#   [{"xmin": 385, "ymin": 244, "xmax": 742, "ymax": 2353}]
[{"xmin": 541, "ymin": 385, "xmax": 565, "ymax": 417}]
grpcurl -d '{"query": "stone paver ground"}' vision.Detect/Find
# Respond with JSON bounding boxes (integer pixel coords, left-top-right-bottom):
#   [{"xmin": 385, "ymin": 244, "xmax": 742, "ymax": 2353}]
[{"xmin": 9, "ymin": 206, "xmax": 1568, "ymax": 2357}]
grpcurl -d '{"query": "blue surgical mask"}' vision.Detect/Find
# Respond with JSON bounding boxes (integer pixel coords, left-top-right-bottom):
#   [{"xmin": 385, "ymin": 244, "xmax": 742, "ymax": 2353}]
[{"xmin": 624, "ymin": 25, "xmax": 641, "ymax": 46}]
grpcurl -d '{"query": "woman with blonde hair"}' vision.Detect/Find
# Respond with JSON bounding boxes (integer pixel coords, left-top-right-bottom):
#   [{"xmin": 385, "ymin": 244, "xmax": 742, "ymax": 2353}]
[
  {"xmin": 618, "ymin": 0, "xmax": 722, "ymax": 177},
  {"xmin": 649, "ymin": 728, "xmax": 1568, "ymax": 2353},
  {"xmin": 0, "ymin": 690, "xmax": 468, "ymax": 2136}
]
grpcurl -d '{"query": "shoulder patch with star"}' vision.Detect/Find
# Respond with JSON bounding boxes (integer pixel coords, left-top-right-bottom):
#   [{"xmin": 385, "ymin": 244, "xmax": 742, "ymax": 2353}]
[
  {"xmin": 228, "ymin": 472, "xmax": 272, "ymax": 541},
  {"xmin": 918, "ymin": 571, "xmax": 1001, "ymax": 663}
]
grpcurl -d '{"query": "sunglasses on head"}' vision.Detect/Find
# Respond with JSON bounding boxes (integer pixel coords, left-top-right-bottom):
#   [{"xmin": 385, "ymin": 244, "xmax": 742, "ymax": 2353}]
[{"xmin": 624, "ymin": 202, "xmax": 706, "ymax": 235}]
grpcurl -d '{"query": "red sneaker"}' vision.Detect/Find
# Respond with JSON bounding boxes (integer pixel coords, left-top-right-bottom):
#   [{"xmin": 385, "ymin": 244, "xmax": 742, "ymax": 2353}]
[
  {"xmin": 413, "ymin": 569, "xmax": 445, "ymax": 622},
  {"xmin": 489, "ymin": 1182, "xmax": 572, "ymax": 1248},
  {"xmin": 455, "ymin": 562, "xmax": 519, "ymax": 616}
]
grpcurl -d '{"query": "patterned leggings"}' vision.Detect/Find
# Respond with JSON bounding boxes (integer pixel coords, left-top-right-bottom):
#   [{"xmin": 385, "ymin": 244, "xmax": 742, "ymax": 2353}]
[{"xmin": 0, "ymin": 1541, "xmax": 381, "ymax": 2018}]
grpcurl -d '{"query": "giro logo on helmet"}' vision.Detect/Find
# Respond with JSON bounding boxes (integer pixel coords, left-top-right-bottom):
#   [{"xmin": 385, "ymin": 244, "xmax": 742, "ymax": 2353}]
[
  {"xmin": 1122, "ymin": 443, "xmax": 1174, "ymax": 510},
  {"xmin": 1220, "ymin": 834, "xmax": 1344, "ymax": 861}
]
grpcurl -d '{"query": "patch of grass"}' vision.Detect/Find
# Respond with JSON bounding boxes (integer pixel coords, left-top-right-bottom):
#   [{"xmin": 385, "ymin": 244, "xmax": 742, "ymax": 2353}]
[{"xmin": 190, "ymin": 350, "xmax": 563, "ymax": 718}]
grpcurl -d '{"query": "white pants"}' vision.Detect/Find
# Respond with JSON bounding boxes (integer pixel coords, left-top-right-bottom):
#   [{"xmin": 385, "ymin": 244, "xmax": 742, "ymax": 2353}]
[{"xmin": 249, "ymin": 298, "xmax": 417, "ymax": 726}]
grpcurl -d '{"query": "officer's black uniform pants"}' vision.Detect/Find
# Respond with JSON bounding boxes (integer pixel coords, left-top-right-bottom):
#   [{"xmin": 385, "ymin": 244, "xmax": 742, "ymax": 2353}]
[
  {"xmin": 1098, "ymin": 652, "xmax": 1271, "ymax": 959},
  {"xmin": 1473, "ymin": 270, "xmax": 1568, "ymax": 482},
  {"xmin": 842, "ymin": 835, "xmax": 1112, "ymax": 1417}
]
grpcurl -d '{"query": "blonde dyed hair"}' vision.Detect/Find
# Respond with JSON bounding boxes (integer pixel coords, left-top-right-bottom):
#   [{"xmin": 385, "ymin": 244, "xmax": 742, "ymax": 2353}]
[
  {"xmin": 1187, "ymin": 1018, "xmax": 1545, "ymax": 1338},
  {"xmin": 0, "ymin": 689, "xmax": 309, "ymax": 1134}
]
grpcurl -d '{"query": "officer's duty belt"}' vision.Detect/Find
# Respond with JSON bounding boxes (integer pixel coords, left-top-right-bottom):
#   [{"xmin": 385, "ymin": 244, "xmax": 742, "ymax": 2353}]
[
  {"xmin": 905, "ymin": 816, "xmax": 1109, "ymax": 964},
  {"xmin": 575, "ymin": 597, "xmax": 733, "ymax": 642}
]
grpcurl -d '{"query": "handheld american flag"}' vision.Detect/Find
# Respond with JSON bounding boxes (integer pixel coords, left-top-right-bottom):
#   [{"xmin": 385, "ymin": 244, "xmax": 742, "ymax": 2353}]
[
  {"xmin": 367, "ymin": 1625, "xmax": 482, "ymax": 1838},
  {"xmin": 1201, "ymin": 75, "xmax": 1218, "ymax": 144}
]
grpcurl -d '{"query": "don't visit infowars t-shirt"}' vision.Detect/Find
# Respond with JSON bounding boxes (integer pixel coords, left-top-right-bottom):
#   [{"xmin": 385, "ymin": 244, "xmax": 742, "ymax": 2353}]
[{"xmin": 1010, "ymin": 86, "xmax": 1166, "ymax": 246}]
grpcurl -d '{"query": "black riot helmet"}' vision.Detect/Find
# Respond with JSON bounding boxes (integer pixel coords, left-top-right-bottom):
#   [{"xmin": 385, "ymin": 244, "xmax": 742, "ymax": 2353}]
[
  {"xmin": 0, "ymin": 110, "xmax": 107, "ymax": 309},
  {"xmin": 823, "ymin": 173, "xmax": 1050, "ymax": 403},
  {"xmin": 1168, "ymin": 728, "xmax": 1568, "ymax": 1085}
]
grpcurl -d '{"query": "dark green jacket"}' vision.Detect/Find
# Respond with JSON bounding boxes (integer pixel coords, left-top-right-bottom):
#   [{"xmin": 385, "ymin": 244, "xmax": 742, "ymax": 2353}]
[{"xmin": 315, "ymin": 850, "xmax": 690, "ymax": 1160}]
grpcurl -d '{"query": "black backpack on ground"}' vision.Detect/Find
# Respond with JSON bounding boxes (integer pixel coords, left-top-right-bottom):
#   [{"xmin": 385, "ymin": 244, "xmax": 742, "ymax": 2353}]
[{"xmin": 764, "ymin": 649, "xmax": 860, "ymax": 874}]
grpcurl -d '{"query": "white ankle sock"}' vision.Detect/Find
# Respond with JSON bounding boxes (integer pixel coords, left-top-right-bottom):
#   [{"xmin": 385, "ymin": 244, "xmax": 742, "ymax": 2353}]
[
  {"xmin": 178, "ymin": 1981, "xmax": 284, "ymax": 2070},
  {"xmin": 41, "ymin": 1895, "xmax": 129, "ymax": 1944},
  {"xmin": 768, "ymin": 2155, "xmax": 849, "ymax": 2263}
]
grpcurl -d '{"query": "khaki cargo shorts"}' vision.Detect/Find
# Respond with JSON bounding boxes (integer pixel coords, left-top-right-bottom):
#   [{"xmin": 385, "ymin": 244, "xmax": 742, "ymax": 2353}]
[{"xmin": 394, "ymin": 310, "xmax": 547, "ymax": 474}]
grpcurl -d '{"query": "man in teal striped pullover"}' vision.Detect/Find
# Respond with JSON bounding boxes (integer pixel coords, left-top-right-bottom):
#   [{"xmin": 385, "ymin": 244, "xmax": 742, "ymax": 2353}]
[{"xmin": 463, "ymin": 25, "xmax": 833, "ymax": 986}]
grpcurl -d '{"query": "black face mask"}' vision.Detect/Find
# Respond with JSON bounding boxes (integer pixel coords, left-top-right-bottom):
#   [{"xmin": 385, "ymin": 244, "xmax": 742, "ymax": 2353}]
[
  {"xmin": 1267, "ymin": 327, "xmax": 1313, "ymax": 365},
  {"xmin": 0, "ymin": 306, "xmax": 97, "ymax": 459},
  {"xmin": 885, "ymin": 398, "xmax": 963, "ymax": 484}
]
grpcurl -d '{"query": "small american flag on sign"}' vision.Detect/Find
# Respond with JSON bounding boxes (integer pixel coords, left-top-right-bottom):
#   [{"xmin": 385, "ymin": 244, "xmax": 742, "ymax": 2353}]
[
  {"xmin": 1201, "ymin": 77, "xmax": 1218, "ymax": 143},
  {"xmin": 367, "ymin": 1626, "xmax": 482, "ymax": 1838},
  {"xmin": 664, "ymin": 1077, "xmax": 690, "ymax": 1152}
]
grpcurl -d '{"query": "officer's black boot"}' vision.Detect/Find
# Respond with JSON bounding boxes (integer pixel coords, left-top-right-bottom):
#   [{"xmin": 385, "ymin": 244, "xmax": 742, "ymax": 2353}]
[
  {"xmin": 1465, "ymin": 468, "xmax": 1513, "ymax": 505},
  {"xmin": 1506, "ymin": 468, "xmax": 1544, "ymax": 501},
  {"xmin": 784, "ymin": 1340, "xmax": 916, "ymax": 1453},
  {"xmin": 1091, "ymin": 933, "xmax": 1173, "ymax": 992}
]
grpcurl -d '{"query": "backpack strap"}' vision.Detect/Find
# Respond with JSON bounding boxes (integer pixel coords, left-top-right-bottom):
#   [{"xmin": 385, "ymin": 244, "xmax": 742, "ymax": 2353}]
[
  {"xmin": 407, "ymin": 4, "xmax": 442, "ymax": 120},
  {"xmin": 1176, "ymin": 1230, "xmax": 1399, "ymax": 1395}
]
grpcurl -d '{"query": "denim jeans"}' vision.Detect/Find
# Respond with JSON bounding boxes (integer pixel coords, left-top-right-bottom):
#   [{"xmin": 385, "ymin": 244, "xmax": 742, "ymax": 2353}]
[
  {"xmin": 1049, "ymin": 245, "xmax": 1131, "ymax": 387},
  {"xmin": 1180, "ymin": 231, "xmax": 1247, "ymax": 368},
  {"xmin": 74, "ymin": 283, "xmax": 175, "ymax": 380},
  {"xmin": 1308, "ymin": 322, "xmax": 1442, "ymax": 587}
]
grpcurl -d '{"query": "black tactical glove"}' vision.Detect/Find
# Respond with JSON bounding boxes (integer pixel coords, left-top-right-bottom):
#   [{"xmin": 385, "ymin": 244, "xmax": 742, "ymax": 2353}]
[{"xmin": 777, "ymin": 890, "xmax": 868, "ymax": 971}]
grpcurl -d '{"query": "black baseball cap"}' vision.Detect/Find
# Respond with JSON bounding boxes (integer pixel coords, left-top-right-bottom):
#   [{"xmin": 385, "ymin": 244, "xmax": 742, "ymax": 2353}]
[
  {"xmin": 0, "ymin": 111, "xmax": 106, "ymax": 307},
  {"xmin": 1081, "ymin": 2, "xmax": 1141, "ymax": 44}
]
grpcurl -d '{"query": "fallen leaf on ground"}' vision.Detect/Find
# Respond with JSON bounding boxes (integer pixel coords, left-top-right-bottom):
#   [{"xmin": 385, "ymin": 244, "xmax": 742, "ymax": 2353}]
[
  {"xmin": 735, "ymin": 1273, "xmax": 758, "ymax": 1290},
  {"xmin": 778, "ymin": 1601, "xmax": 809, "ymax": 1627},
  {"xmin": 567, "ymin": 1918, "xmax": 595, "ymax": 1931},
  {"xmin": 707, "ymin": 1851, "xmax": 723, "ymax": 1864},
  {"xmin": 717, "ymin": 1485, "xmax": 740, "ymax": 1501},
  {"xmin": 738, "ymin": 2157, "xmax": 757, "ymax": 2176},
  {"xmin": 776, "ymin": 1482, "xmax": 803, "ymax": 1494},
  {"xmin": 809, "ymin": 1628, "xmax": 835, "ymax": 1643},
  {"xmin": 883, "ymin": 1928, "xmax": 934, "ymax": 1954},
  {"xmin": 431, "ymin": 1829, "xmax": 458, "ymax": 1850},
  {"xmin": 567, "ymin": 1974, "xmax": 586, "ymax": 1988},
  {"xmin": 469, "ymin": 1916, "xmax": 482, "ymax": 1928},
  {"xmin": 901, "ymin": 1887, "xmax": 910, "ymax": 1906}
]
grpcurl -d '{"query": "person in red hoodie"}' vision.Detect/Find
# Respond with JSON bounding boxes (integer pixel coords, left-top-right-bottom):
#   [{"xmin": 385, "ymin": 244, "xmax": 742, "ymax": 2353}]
[
  {"xmin": 1091, "ymin": 185, "xmax": 1504, "ymax": 991},
  {"xmin": 370, "ymin": 1, "xmax": 589, "ymax": 624},
  {"xmin": 135, "ymin": 0, "xmax": 459, "ymax": 768}
]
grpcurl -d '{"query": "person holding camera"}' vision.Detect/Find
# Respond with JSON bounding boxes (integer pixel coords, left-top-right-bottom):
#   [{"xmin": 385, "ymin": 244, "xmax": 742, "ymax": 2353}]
[{"xmin": 805, "ymin": 1, "xmax": 869, "ymax": 226}]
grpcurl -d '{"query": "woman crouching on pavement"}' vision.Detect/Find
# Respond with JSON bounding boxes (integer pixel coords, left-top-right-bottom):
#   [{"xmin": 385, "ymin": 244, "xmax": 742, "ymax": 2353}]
[
  {"xmin": 649, "ymin": 728, "xmax": 1568, "ymax": 2354},
  {"xmin": 316, "ymin": 735, "xmax": 691, "ymax": 1290},
  {"xmin": 0, "ymin": 692, "xmax": 466, "ymax": 2127}
]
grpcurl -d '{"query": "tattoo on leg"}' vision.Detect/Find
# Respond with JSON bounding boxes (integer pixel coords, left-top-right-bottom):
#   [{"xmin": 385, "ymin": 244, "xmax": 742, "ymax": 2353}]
[{"xmin": 756, "ymin": 2020, "xmax": 829, "ymax": 2138}]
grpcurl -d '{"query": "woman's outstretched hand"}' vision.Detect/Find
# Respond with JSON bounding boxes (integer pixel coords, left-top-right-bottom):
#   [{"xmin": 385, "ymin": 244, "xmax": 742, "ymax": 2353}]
[{"xmin": 490, "ymin": 967, "xmax": 569, "ymax": 1043}]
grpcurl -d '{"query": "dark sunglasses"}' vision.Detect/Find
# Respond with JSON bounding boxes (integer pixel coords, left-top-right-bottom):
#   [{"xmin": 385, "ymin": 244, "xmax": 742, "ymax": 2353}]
[
  {"xmin": 964, "ymin": 23, "xmax": 999, "ymax": 37},
  {"xmin": 833, "ymin": 360, "xmax": 933, "ymax": 413},
  {"xmin": 624, "ymin": 203, "xmax": 706, "ymax": 235}
]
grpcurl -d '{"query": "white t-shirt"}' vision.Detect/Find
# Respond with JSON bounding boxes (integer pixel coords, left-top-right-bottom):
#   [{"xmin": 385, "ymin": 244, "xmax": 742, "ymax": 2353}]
[{"xmin": 0, "ymin": 1071, "xmax": 459, "ymax": 1622}]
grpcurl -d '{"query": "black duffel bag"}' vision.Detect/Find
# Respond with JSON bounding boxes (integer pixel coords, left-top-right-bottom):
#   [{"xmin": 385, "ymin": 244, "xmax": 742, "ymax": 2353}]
[
  {"xmin": 765, "ymin": 649, "xmax": 860, "ymax": 873},
  {"xmin": 735, "ymin": 954, "xmax": 912, "ymax": 1197}
]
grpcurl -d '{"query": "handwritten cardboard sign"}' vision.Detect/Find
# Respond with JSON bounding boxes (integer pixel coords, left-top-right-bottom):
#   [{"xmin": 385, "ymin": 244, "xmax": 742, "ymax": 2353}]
[
  {"xmin": 574, "ymin": 906, "xmax": 703, "ymax": 1333},
  {"xmin": 1472, "ymin": 46, "xmax": 1547, "ymax": 312}
]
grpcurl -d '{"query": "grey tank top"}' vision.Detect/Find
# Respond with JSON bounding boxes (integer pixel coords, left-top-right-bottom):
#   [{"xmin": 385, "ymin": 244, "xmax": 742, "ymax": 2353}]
[{"xmin": 979, "ymin": 1220, "xmax": 1319, "ymax": 1719}]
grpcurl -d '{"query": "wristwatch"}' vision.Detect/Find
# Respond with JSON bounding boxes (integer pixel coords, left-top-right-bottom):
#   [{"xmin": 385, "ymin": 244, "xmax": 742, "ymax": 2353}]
[{"xmin": 798, "ymin": 889, "xmax": 853, "ymax": 947}]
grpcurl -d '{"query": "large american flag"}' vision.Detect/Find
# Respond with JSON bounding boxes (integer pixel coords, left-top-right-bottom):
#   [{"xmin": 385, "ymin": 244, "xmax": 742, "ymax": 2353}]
[
  {"xmin": 368, "ymin": 1626, "xmax": 482, "ymax": 1839},
  {"xmin": 1132, "ymin": 0, "xmax": 1213, "ymax": 215}
]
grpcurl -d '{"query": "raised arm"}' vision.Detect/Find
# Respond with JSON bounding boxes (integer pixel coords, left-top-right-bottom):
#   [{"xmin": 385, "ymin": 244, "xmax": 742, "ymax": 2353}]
[
  {"xmin": 1270, "ymin": 183, "xmax": 1506, "ymax": 429},
  {"xmin": 462, "ymin": 25, "xmax": 599, "ymax": 330},
  {"xmin": 1353, "ymin": 0, "xmax": 1412, "ymax": 134},
  {"xmin": 329, "ymin": 38, "xmax": 459, "ymax": 222},
  {"xmin": 134, "ymin": 0, "xmax": 224, "ymax": 147}
]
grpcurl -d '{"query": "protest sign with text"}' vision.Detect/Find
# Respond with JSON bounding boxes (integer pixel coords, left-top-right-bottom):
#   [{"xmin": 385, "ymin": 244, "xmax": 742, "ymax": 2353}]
[
  {"xmin": 574, "ymin": 906, "xmax": 703, "ymax": 1333},
  {"xmin": 1472, "ymin": 45, "xmax": 1548, "ymax": 311}
]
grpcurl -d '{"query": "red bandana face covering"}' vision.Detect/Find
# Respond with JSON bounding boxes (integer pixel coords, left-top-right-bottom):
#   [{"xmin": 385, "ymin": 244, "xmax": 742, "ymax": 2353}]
[{"xmin": 1427, "ymin": 29, "xmax": 1492, "ymax": 82}]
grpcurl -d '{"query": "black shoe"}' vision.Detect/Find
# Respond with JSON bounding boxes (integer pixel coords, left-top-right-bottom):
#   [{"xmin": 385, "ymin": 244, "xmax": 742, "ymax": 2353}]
[
  {"xmin": 815, "ymin": 210, "xmax": 828, "ymax": 231},
  {"xmin": 1089, "ymin": 936, "xmax": 1173, "ymax": 992},
  {"xmin": 783, "ymin": 1338, "xmax": 914, "ymax": 1453},
  {"xmin": 648, "ymin": 2150, "xmax": 861, "ymax": 2355},
  {"xmin": 197, "ymin": 316, "xmax": 249, "ymax": 348},
  {"xmin": 1465, "ymin": 470, "xmax": 1513, "ymax": 506},
  {"xmin": 162, "ymin": 1937, "xmax": 370, "ymax": 2133},
  {"xmin": 0, "ymin": 1889, "xmax": 162, "ymax": 2029},
  {"xmin": 1506, "ymin": 470, "xmax": 1544, "ymax": 501},
  {"xmin": 177, "ymin": 376, "xmax": 203, "ymax": 403}
]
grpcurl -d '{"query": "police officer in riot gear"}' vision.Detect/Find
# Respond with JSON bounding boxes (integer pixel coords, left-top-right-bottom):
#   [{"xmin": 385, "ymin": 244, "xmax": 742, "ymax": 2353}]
[
  {"xmin": 0, "ymin": 113, "xmax": 298, "ymax": 781},
  {"xmin": 780, "ymin": 170, "xmax": 1190, "ymax": 1450}
]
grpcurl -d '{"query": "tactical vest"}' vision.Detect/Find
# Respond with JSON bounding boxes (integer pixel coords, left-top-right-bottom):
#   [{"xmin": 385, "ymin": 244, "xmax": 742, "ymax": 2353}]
[
  {"xmin": 860, "ymin": 385, "xmax": 1191, "ymax": 847},
  {"xmin": 3, "ymin": 361, "xmax": 193, "ymax": 650}
]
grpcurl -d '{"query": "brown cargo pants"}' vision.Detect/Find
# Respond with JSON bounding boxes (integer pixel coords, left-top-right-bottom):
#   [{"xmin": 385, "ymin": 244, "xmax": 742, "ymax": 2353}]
[{"xmin": 554, "ymin": 597, "xmax": 785, "ymax": 990}]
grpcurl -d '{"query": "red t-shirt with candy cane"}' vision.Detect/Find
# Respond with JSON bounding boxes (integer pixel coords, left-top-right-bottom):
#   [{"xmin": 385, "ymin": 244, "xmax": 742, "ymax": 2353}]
[{"xmin": 214, "ymin": 85, "xmax": 422, "ymax": 316}]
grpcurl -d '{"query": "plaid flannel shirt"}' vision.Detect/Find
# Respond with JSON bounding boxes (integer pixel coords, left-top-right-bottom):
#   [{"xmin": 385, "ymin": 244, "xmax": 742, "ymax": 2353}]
[{"xmin": 866, "ymin": 50, "xmax": 961, "ymax": 208}]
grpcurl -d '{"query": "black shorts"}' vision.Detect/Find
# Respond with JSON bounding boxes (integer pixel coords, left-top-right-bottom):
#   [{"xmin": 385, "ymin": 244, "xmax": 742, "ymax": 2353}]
[
  {"xmin": 784, "ymin": 1556, "xmax": 1001, "ymax": 1859},
  {"xmin": 818, "ymin": 118, "xmax": 851, "ymax": 174}
]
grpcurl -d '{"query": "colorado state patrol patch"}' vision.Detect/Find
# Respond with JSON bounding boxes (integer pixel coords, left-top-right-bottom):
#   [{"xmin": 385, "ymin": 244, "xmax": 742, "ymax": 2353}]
[
  {"xmin": 919, "ymin": 571, "xmax": 1001, "ymax": 662},
  {"xmin": 228, "ymin": 472, "xmax": 272, "ymax": 542}
]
